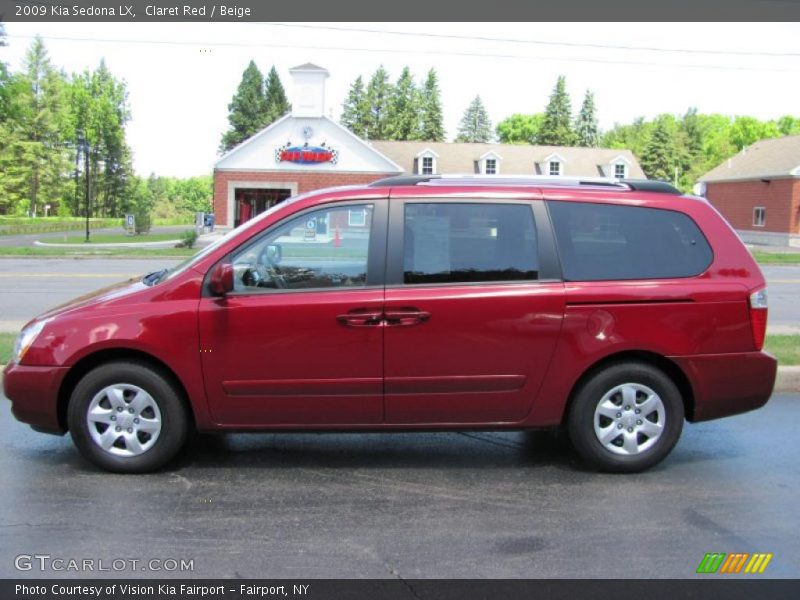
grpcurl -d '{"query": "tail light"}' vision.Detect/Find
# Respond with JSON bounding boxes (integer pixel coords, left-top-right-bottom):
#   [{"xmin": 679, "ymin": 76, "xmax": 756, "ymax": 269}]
[{"xmin": 748, "ymin": 288, "xmax": 768, "ymax": 350}]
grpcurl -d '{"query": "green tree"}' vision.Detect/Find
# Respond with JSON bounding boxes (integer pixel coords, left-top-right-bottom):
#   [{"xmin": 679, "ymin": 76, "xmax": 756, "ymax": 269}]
[
  {"xmin": 575, "ymin": 90, "xmax": 599, "ymax": 147},
  {"xmin": 364, "ymin": 66, "xmax": 392, "ymax": 140},
  {"xmin": 776, "ymin": 115, "xmax": 800, "ymax": 136},
  {"xmin": 340, "ymin": 75, "xmax": 370, "ymax": 137},
  {"xmin": 455, "ymin": 95, "xmax": 493, "ymax": 143},
  {"xmin": 640, "ymin": 116, "xmax": 679, "ymax": 182},
  {"xmin": 264, "ymin": 66, "xmax": 290, "ymax": 123},
  {"xmin": 419, "ymin": 68, "xmax": 445, "ymax": 141},
  {"xmin": 730, "ymin": 116, "xmax": 781, "ymax": 150},
  {"xmin": 539, "ymin": 76, "xmax": 575, "ymax": 146},
  {"xmin": 496, "ymin": 113, "xmax": 544, "ymax": 144},
  {"xmin": 219, "ymin": 60, "xmax": 268, "ymax": 152},
  {"xmin": 386, "ymin": 67, "xmax": 420, "ymax": 141},
  {"xmin": 2, "ymin": 37, "xmax": 72, "ymax": 216}
]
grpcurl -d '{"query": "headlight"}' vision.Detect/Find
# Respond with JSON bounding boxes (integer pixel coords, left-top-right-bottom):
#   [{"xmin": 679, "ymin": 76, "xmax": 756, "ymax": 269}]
[{"xmin": 13, "ymin": 320, "xmax": 49, "ymax": 364}]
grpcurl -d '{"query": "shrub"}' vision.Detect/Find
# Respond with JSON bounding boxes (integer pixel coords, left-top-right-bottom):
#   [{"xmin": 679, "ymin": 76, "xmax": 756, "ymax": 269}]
[
  {"xmin": 180, "ymin": 229, "xmax": 198, "ymax": 249},
  {"xmin": 133, "ymin": 212, "xmax": 152, "ymax": 234}
]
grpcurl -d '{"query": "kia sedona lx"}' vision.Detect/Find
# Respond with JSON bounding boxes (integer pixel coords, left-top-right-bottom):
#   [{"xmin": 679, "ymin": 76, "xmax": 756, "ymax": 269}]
[{"xmin": 4, "ymin": 176, "xmax": 777, "ymax": 473}]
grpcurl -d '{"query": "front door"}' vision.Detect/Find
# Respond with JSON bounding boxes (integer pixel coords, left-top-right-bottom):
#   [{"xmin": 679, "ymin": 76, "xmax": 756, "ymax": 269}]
[
  {"xmin": 383, "ymin": 199, "xmax": 565, "ymax": 424},
  {"xmin": 199, "ymin": 201, "xmax": 387, "ymax": 426}
]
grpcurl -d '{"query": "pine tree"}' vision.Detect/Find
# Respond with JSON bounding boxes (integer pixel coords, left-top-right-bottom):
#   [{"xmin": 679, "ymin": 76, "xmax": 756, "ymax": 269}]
[
  {"xmin": 640, "ymin": 116, "xmax": 678, "ymax": 182},
  {"xmin": 386, "ymin": 67, "xmax": 420, "ymax": 141},
  {"xmin": 455, "ymin": 95, "xmax": 492, "ymax": 143},
  {"xmin": 575, "ymin": 90, "xmax": 599, "ymax": 147},
  {"xmin": 419, "ymin": 68, "xmax": 445, "ymax": 141},
  {"xmin": 539, "ymin": 76, "xmax": 575, "ymax": 146},
  {"xmin": 264, "ymin": 66, "xmax": 290, "ymax": 124},
  {"xmin": 340, "ymin": 75, "xmax": 370, "ymax": 137},
  {"xmin": 219, "ymin": 60, "xmax": 268, "ymax": 152},
  {"xmin": 364, "ymin": 66, "xmax": 392, "ymax": 140}
]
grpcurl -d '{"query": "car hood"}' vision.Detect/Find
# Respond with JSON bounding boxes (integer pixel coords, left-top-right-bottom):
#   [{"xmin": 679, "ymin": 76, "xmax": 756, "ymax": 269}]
[{"xmin": 31, "ymin": 276, "xmax": 150, "ymax": 326}]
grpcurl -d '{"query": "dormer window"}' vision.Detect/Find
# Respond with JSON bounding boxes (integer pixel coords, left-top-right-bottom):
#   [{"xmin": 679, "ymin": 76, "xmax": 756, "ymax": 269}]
[
  {"xmin": 606, "ymin": 155, "xmax": 632, "ymax": 180},
  {"xmin": 415, "ymin": 149, "xmax": 439, "ymax": 175},
  {"xmin": 614, "ymin": 163, "xmax": 627, "ymax": 179},
  {"xmin": 549, "ymin": 161, "xmax": 561, "ymax": 176},
  {"xmin": 479, "ymin": 151, "xmax": 502, "ymax": 175}
]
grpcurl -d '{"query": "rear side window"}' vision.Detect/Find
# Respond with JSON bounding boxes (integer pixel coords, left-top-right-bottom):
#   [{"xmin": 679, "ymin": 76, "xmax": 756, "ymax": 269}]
[
  {"xmin": 403, "ymin": 203, "xmax": 538, "ymax": 284},
  {"xmin": 548, "ymin": 201, "xmax": 712, "ymax": 281}
]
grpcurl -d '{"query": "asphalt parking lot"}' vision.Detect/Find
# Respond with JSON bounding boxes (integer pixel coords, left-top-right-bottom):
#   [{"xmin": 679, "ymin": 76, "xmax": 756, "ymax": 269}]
[{"xmin": 1, "ymin": 385, "xmax": 797, "ymax": 579}]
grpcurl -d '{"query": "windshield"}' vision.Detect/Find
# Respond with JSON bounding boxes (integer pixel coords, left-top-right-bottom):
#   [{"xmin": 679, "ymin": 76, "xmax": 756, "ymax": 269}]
[{"xmin": 150, "ymin": 195, "xmax": 306, "ymax": 285}]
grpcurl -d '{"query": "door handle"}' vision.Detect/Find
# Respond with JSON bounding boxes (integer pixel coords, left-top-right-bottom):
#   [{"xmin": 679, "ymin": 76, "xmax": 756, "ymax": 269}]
[
  {"xmin": 384, "ymin": 308, "xmax": 431, "ymax": 327},
  {"xmin": 336, "ymin": 309, "xmax": 384, "ymax": 327}
]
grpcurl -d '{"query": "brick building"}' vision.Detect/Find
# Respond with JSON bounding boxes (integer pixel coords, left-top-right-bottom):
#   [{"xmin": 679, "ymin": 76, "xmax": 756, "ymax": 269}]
[
  {"xmin": 699, "ymin": 136, "xmax": 800, "ymax": 246},
  {"xmin": 213, "ymin": 63, "xmax": 646, "ymax": 229}
]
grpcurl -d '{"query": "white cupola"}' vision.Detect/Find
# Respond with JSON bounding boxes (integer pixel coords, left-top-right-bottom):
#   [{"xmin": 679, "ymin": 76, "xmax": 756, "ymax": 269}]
[{"xmin": 288, "ymin": 63, "xmax": 329, "ymax": 118}]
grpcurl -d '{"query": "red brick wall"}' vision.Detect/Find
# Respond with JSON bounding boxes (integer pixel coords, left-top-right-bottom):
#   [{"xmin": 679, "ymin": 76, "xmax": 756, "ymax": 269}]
[
  {"xmin": 213, "ymin": 170, "xmax": 396, "ymax": 227},
  {"xmin": 705, "ymin": 179, "xmax": 800, "ymax": 234}
]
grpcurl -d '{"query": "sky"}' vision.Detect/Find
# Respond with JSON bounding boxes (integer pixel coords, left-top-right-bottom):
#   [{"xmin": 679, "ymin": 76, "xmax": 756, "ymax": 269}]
[{"xmin": 2, "ymin": 22, "xmax": 800, "ymax": 177}]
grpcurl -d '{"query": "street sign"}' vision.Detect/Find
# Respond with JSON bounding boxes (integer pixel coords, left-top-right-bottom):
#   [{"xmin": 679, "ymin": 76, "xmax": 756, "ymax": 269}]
[{"xmin": 125, "ymin": 214, "xmax": 135, "ymax": 235}]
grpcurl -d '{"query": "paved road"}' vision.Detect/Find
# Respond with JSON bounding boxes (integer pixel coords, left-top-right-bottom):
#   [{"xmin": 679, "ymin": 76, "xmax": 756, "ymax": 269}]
[
  {"xmin": 0, "ymin": 385, "xmax": 797, "ymax": 579},
  {"xmin": 0, "ymin": 260, "xmax": 797, "ymax": 333}
]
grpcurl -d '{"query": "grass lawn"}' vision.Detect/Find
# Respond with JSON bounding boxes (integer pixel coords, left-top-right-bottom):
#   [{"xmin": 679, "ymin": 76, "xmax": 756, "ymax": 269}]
[
  {"xmin": 0, "ymin": 246, "xmax": 197, "ymax": 258},
  {"xmin": 764, "ymin": 335, "xmax": 800, "ymax": 366},
  {"xmin": 46, "ymin": 232, "xmax": 188, "ymax": 244},
  {"xmin": 0, "ymin": 333, "xmax": 16, "ymax": 364},
  {"xmin": 751, "ymin": 251, "xmax": 800, "ymax": 265}
]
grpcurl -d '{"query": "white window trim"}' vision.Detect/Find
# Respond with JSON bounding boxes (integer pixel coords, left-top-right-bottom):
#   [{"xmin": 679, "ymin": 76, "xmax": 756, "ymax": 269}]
[
  {"xmin": 420, "ymin": 155, "xmax": 435, "ymax": 175},
  {"xmin": 548, "ymin": 160, "xmax": 562, "ymax": 176},
  {"xmin": 348, "ymin": 209, "xmax": 367, "ymax": 227},
  {"xmin": 478, "ymin": 151, "xmax": 502, "ymax": 175},
  {"xmin": 484, "ymin": 158, "xmax": 499, "ymax": 175},
  {"xmin": 613, "ymin": 163, "xmax": 628, "ymax": 179},
  {"xmin": 753, "ymin": 206, "xmax": 766, "ymax": 228}
]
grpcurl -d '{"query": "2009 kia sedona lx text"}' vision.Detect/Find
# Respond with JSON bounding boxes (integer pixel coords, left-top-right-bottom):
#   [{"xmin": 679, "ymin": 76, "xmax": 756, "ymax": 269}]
[{"xmin": 3, "ymin": 176, "xmax": 777, "ymax": 473}]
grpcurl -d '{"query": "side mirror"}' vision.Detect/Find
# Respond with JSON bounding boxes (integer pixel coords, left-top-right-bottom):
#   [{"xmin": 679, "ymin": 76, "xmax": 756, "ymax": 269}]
[
  {"xmin": 266, "ymin": 244, "xmax": 282, "ymax": 264},
  {"xmin": 209, "ymin": 262, "xmax": 234, "ymax": 296}
]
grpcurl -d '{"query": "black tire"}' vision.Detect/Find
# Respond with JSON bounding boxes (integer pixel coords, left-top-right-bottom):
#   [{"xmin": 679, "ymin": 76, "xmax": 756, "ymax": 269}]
[
  {"xmin": 67, "ymin": 361, "xmax": 189, "ymax": 473},
  {"xmin": 567, "ymin": 362, "xmax": 684, "ymax": 473}
]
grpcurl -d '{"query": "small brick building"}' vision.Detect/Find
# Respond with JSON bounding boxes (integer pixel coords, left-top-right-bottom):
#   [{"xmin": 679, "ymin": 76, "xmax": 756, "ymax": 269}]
[{"xmin": 699, "ymin": 136, "xmax": 800, "ymax": 246}]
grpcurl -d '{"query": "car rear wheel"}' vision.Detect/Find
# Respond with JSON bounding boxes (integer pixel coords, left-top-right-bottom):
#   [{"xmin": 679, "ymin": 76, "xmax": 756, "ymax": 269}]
[
  {"xmin": 68, "ymin": 361, "xmax": 188, "ymax": 473},
  {"xmin": 567, "ymin": 362, "xmax": 684, "ymax": 473}
]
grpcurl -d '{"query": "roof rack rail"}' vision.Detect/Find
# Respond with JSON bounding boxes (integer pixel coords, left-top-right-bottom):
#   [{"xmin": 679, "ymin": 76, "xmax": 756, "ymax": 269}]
[
  {"xmin": 619, "ymin": 179, "xmax": 681, "ymax": 194},
  {"xmin": 368, "ymin": 175, "xmax": 441, "ymax": 187},
  {"xmin": 369, "ymin": 174, "xmax": 682, "ymax": 195}
]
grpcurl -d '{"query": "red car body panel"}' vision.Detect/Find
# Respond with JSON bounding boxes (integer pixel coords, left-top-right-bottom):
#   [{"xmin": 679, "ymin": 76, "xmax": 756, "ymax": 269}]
[{"xmin": 2, "ymin": 182, "xmax": 777, "ymax": 436}]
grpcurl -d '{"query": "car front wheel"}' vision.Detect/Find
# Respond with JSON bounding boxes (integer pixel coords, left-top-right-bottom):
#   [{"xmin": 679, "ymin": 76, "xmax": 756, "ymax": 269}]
[
  {"xmin": 567, "ymin": 362, "xmax": 684, "ymax": 473},
  {"xmin": 67, "ymin": 361, "xmax": 189, "ymax": 473}
]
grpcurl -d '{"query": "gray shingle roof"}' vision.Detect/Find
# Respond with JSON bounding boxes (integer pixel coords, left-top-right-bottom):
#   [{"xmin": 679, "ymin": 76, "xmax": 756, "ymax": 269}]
[
  {"xmin": 369, "ymin": 140, "xmax": 645, "ymax": 178},
  {"xmin": 699, "ymin": 135, "xmax": 800, "ymax": 183}
]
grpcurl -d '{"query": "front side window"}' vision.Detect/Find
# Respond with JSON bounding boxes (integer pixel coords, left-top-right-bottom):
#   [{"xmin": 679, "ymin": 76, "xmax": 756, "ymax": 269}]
[
  {"xmin": 549, "ymin": 161, "xmax": 561, "ymax": 176},
  {"xmin": 421, "ymin": 156, "xmax": 434, "ymax": 175},
  {"xmin": 548, "ymin": 201, "xmax": 713, "ymax": 281},
  {"xmin": 484, "ymin": 159, "xmax": 497, "ymax": 175},
  {"xmin": 614, "ymin": 163, "xmax": 626, "ymax": 179},
  {"xmin": 232, "ymin": 204, "xmax": 374, "ymax": 292},
  {"xmin": 753, "ymin": 207, "xmax": 766, "ymax": 227},
  {"xmin": 403, "ymin": 203, "xmax": 538, "ymax": 285}
]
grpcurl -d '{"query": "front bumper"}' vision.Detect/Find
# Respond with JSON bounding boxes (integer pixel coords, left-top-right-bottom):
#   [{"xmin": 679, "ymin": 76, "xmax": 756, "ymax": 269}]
[
  {"xmin": 671, "ymin": 351, "xmax": 778, "ymax": 422},
  {"xmin": 2, "ymin": 362, "xmax": 69, "ymax": 434}
]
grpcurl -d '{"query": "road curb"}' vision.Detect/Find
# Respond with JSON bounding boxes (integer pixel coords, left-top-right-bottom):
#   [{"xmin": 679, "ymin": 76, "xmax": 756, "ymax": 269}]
[{"xmin": 2, "ymin": 365, "xmax": 800, "ymax": 392}]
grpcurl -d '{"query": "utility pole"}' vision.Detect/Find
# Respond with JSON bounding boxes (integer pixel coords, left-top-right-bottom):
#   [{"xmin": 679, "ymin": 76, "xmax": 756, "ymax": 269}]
[{"xmin": 78, "ymin": 134, "xmax": 91, "ymax": 243}]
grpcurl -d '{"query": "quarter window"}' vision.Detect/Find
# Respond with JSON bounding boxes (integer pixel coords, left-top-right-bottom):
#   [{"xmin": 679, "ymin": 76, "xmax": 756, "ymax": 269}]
[
  {"xmin": 232, "ymin": 204, "xmax": 374, "ymax": 291},
  {"xmin": 753, "ymin": 207, "xmax": 766, "ymax": 227},
  {"xmin": 548, "ymin": 201, "xmax": 712, "ymax": 281},
  {"xmin": 403, "ymin": 203, "xmax": 538, "ymax": 284}
]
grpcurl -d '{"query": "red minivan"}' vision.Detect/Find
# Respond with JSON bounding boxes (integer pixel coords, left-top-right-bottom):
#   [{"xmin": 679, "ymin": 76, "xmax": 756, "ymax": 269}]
[{"xmin": 3, "ymin": 176, "xmax": 777, "ymax": 473}]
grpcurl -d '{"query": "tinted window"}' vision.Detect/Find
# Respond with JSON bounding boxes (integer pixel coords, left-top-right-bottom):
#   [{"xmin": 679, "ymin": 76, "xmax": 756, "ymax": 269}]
[
  {"xmin": 403, "ymin": 203, "xmax": 538, "ymax": 284},
  {"xmin": 548, "ymin": 201, "xmax": 712, "ymax": 281},
  {"xmin": 232, "ymin": 204, "xmax": 373, "ymax": 291}
]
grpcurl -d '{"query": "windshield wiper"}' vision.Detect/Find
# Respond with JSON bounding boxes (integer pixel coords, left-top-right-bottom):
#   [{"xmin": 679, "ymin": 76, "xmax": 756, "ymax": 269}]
[{"xmin": 142, "ymin": 268, "xmax": 168, "ymax": 286}]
